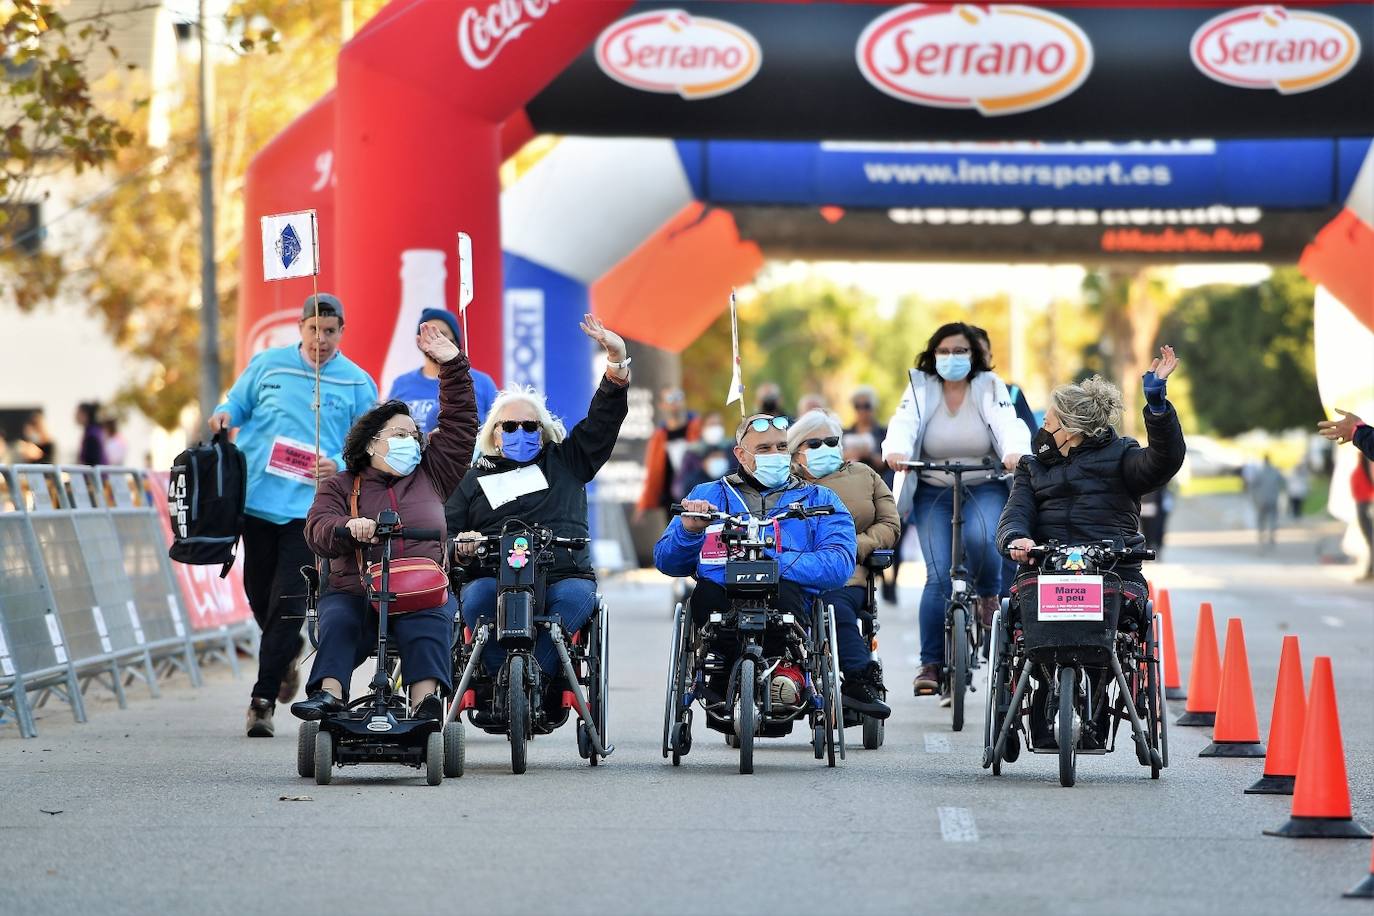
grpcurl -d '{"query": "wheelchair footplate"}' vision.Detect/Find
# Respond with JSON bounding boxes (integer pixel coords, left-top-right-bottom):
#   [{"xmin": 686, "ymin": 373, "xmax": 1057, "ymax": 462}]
[{"xmin": 323, "ymin": 700, "xmax": 439, "ymax": 768}]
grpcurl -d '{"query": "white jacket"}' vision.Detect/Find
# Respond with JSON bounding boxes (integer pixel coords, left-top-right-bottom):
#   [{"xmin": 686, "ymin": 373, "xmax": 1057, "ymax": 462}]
[{"xmin": 881, "ymin": 369, "xmax": 1032, "ymax": 515}]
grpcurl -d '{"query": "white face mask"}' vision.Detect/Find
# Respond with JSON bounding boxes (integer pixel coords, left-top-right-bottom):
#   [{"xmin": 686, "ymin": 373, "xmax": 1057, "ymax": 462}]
[
  {"xmin": 702, "ymin": 423, "xmax": 725, "ymax": 444},
  {"xmin": 705, "ymin": 455, "xmax": 729, "ymax": 479}
]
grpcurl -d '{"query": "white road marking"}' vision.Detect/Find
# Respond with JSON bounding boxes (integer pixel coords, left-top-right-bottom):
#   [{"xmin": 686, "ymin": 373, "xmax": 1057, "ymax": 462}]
[
  {"xmin": 938, "ymin": 806, "xmax": 979, "ymax": 842},
  {"xmin": 1321, "ymin": 615, "xmax": 1345, "ymax": 628},
  {"xmin": 924, "ymin": 733, "xmax": 951, "ymax": 753}
]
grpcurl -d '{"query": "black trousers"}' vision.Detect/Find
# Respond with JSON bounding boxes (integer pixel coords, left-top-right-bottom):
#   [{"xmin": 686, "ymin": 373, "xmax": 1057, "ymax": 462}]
[{"xmin": 241, "ymin": 514, "xmax": 312, "ymax": 702}]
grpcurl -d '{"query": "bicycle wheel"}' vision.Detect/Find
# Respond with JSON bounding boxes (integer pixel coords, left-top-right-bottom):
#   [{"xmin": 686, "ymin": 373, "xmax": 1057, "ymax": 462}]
[
  {"xmin": 738, "ymin": 658, "xmax": 756, "ymax": 775},
  {"xmin": 1058, "ymin": 665, "xmax": 1077, "ymax": 788},
  {"xmin": 950, "ymin": 605, "xmax": 968, "ymax": 732},
  {"xmin": 508, "ymin": 655, "xmax": 529, "ymax": 775}
]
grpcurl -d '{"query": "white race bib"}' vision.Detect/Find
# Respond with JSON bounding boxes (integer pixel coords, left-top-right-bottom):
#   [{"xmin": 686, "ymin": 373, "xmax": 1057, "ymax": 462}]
[{"xmin": 478, "ymin": 464, "xmax": 550, "ymax": 510}]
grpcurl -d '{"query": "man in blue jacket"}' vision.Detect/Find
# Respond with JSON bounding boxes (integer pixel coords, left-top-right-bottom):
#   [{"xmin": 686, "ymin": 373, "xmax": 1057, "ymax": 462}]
[
  {"xmin": 655, "ymin": 414, "xmax": 856, "ymax": 702},
  {"xmin": 387, "ymin": 307, "xmax": 498, "ymax": 431},
  {"xmin": 210, "ymin": 293, "xmax": 378, "ymax": 737}
]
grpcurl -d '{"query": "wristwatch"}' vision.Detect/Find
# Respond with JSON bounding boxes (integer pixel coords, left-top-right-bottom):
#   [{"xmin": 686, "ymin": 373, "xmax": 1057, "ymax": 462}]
[{"xmin": 606, "ymin": 355, "xmax": 632, "ymax": 371}]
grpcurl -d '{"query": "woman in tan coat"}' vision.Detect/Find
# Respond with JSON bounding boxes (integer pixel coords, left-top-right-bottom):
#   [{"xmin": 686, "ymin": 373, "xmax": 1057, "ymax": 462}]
[{"xmin": 789, "ymin": 409, "xmax": 900, "ymax": 719}]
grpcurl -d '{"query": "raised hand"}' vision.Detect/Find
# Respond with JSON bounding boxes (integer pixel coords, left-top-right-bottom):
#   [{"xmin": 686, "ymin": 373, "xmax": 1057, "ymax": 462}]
[
  {"xmin": 1317, "ymin": 408, "xmax": 1364, "ymax": 444},
  {"xmin": 419, "ymin": 322, "xmax": 461, "ymax": 364},
  {"xmin": 1147, "ymin": 345, "xmax": 1179, "ymax": 381},
  {"xmin": 579, "ymin": 313, "xmax": 626, "ymax": 363}
]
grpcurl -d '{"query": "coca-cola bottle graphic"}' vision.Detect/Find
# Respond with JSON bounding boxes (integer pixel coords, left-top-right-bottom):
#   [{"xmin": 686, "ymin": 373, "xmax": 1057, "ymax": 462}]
[{"xmin": 380, "ymin": 249, "xmax": 448, "ymax": 396}]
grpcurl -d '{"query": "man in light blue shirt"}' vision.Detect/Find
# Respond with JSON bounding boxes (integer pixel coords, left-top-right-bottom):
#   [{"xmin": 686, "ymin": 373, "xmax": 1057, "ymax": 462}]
[
  {"xmin": 387, "ymin": 308, "xmax": 498, "ymax": 432},
  {"xmin": 210, "ymin": 293, "xmax": 377, "ymax": 737}
]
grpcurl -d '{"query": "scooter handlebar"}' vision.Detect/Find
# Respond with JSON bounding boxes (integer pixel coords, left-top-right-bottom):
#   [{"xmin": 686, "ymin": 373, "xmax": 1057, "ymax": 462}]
[{"xmin": 332, "ymin": 525, "xmax": 445, "ymax": 542}]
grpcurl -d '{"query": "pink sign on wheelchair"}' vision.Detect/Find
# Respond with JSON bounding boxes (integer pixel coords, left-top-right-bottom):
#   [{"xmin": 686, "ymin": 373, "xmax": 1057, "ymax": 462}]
[{"xmin": 1037, "ymin": 575, "xmax": 1105, "ymax": 622}]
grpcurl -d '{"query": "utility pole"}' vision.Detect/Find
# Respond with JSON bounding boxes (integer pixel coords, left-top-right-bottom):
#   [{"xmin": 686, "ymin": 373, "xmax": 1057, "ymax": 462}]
[{"xmin": 197, "ymin": 0, "xmax": 221, "ymax": 425}]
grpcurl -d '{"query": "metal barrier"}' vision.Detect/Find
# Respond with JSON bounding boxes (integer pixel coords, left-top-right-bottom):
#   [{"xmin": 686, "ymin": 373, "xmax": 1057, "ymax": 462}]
[{"xmin": 0, "ymin": 464, "xmax": 248, "ymax": 738}]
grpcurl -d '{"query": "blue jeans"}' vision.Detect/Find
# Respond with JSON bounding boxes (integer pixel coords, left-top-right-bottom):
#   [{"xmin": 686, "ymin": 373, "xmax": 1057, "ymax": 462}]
[
  {"xmin": 460, "ymin": 576, "xmax": 598, "ymax": 676},
  {"xmin": 822, "ymin": 585, "xmax": 873, "ymax": 674},
  {"xmin": 911, "ymin": 481, "xmax": 1007, "ymax": 665},
  {"xmin": 306, "ymin": 591, "xmax": 456, "ymax": 698}
]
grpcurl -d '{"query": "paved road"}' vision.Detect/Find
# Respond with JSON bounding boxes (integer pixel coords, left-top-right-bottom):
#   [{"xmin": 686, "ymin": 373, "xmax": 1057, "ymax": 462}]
[{"xmin": 2, "ymin": 502, "xmax": 1371, "ymax": 916}]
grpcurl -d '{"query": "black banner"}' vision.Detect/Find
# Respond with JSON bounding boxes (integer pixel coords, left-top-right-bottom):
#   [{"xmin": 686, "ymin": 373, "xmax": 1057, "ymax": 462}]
[{"xmin": 527, "ymin": 3, "xmax": 1374, "ymax": 140}]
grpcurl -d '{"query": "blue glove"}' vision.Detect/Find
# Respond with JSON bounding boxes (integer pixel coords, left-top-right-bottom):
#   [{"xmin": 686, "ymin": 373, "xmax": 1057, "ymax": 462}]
[{"xmin": 1142, "ymin": 371, "xmax": 1168, "ymax": 414}]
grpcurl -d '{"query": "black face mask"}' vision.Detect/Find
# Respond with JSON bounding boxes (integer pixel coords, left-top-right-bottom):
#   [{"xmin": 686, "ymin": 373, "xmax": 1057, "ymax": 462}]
[
  {"xmin": 1033, "ymin": 426, "xmax": 1066, "ymax": 465},
  {"xmin": 759, "ymin": 396, "xmax": 782, "ymax": 415}
]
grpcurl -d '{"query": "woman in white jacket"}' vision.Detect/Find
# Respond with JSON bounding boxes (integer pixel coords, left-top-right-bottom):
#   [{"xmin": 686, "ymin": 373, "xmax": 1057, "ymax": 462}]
[{"xmin": 882, "ymin": 322, "xmax": 1030, "ymax": 697}]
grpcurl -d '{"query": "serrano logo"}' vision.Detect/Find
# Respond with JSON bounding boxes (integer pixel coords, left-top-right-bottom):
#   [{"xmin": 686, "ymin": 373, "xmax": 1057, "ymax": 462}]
[
  {"xmin": 458, "ymin": 0, "xmax": 559, "ymax": 71},
  {"xmin": 1190, "ymin": 6, "xmax": 1360, "ymax": 94},
  {"xmin": 856, "ymin": 4, "xmax": 1093, "ymax": 117},
  {"xmin": 595, "ymin": 9, "xmax": 761, "ymax": 100}
]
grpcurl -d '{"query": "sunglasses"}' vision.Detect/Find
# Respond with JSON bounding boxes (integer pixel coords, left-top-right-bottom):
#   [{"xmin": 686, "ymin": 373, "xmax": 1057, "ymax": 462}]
[
  {"xmin": 802, "ymin": 436, "xmax": 841, "ymax": 450},
  {"xmin": 499, "ymin": 420, "xmax": 542, "ymax": 434},
  {"xmin": 747, "ymin": 415, "xmax": 790, "ymax": 433},
  {"xmin": 852, "ymin": 402, "xmax": 873, "ymax": 411}
]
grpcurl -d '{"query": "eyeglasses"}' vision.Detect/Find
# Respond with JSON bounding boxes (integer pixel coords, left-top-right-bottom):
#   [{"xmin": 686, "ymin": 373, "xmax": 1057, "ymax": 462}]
[
  {"xmin": 935, "ymin": 347, "xmax": 972, "ymax": 357},
  {"xmin": 747, "ymin": 415, "xmax": 790, "ymax": 433},
  {"xmin": 373, "ymin": 429, "xmax": 424, "ymax": 448},
  {"xmin": 852, "ymin": 402, "xmax": 872, "ymax": 411},
  {"xmin": 499, "ymin": 420, "xmax": 541, "ymax": 434},
  {"xmin": 802, "ymin": 436, "xmax": 841, "ymax": 450}
]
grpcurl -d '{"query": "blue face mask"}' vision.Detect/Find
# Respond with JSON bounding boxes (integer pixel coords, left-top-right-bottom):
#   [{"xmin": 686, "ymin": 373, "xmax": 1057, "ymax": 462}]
[
  {"xmin": 501, "ymin": 428, "xmax": 543, "ymax": 463},
  {"xmin": 935, "ymin": 353, "xmax": 972, "ymax": 382},
  {"xmin": 381, "ymin": 436, "xmax": 421, "ymax": 476},
  {"xmin": 751, "ymin": 453, "xmax": 792, "ymax": 489},
  {"xmin": 805, "ymin": 444, "xmax": 843, "ymax": 478}
]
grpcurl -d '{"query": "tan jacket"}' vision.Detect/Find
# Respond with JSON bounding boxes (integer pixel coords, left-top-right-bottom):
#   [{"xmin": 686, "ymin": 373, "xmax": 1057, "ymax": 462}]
[{"xmin": 805, "ymin": 461, "xmax": 900, "ymax": 588}]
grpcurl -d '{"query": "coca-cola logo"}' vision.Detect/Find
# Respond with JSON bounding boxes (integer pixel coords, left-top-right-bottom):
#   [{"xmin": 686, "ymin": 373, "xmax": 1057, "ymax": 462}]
[
  {"xmin": 1191, "ymin": 6, "xmax": 1360, "ymax": 94},
  {"xmin": 856, "ymin": 4, "xmax": 1093, "ymax": 116},
  {"xmin": 595, "ymin": 9, "xmax": 762, "ymax": 100},
  {"xmin": 458, "ymin": 0, "xmax": 558, "ymax": 71}
]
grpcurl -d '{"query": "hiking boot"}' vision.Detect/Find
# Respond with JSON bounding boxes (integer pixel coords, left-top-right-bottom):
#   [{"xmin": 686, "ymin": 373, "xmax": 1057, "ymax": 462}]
[
  {"xmin": 290, "ymin": 690, "xmax": 343, "ymax": 722},
  {"xmin": 246, "ymin": 697, "xmax": 275, "ymax": 737},
  {"xmin": 412, "ymin": 693, "xmax": 443, "ymax": 722},
  {"xmin": 277, "ymin": 661, "xmax": 302, "ymax": 704},
  {"xmin": 842, "ymin": 664, "xmax": 891, "ymax": 719},
  {"xmin": 913, "ymin": 664, "xmax": 940, "ymax": 696}
]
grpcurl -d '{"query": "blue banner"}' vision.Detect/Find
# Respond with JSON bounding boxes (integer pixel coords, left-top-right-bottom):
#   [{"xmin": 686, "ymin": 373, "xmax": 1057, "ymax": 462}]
[{"xmin": 676, "ymin": 139, "xmax": 1372, "ymax": 210}]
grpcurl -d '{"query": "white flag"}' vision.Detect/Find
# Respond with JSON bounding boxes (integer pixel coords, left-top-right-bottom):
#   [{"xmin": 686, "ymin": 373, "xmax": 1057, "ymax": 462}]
[
  {"xmin": 725, "ymin": 289, "xmax": 744, "ymax": 409},
  {"xmin": 457, "ymin": 232, "xmax": 474, "ymax": 312},
  {"xmin": 260, "ymin": 210, "xmax": 319, "ymax": 281}
]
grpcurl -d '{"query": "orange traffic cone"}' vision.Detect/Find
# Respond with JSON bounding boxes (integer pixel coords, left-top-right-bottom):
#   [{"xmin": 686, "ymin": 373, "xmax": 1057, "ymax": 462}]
[
  {"xmin": 1265, "ymin": 657, "xmax": 1372, "ymax": 839},
  {"xmin": 1345, "ymin": 839, "xmax": 1374, "ymax": 897},
  {"xmin": 1200, "ymin": 618, "xmax": 1265, "ymax": 757},
  {"xmin": 1247, "ymin": 635, "xmax": 1305, "ymax": 794},
  {"xmin": 1177, "ymin": 602, "xmax": 1220, "ymax": 726},
  {"xmin": 1158, "ymin": 588, "xmax": 1185, "ymax": 701}
]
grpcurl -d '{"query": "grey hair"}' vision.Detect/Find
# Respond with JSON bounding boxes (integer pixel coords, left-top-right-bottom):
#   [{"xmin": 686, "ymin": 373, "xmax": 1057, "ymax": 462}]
[
  {"xmin": 787, "ymin": 409, "xmax": 844, "ymax": 453},
  {"xmin": 1049, "ymin": 375, "xmax": 1123, "ymax": 438},
  {"xmin": 477, "ymin": 385, "xmax": 567, "ymax": 456}
]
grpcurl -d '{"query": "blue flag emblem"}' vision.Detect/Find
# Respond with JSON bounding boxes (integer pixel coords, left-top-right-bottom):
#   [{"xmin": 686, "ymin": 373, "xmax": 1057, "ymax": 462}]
[{"xmin": 276, "ymin": 223, "xmax": 302, "ymax": 270}]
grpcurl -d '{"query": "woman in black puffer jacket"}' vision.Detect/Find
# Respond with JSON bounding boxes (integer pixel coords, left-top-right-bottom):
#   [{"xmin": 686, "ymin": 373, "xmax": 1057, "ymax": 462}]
[{"xmin": 996, "ymin": 347, "xmax": 1184, "ymax": 748}]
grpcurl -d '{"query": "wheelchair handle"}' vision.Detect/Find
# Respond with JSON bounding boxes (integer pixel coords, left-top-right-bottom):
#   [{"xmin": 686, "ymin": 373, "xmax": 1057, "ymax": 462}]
[{"xmin": 333, "ymin": 525, "xmax": 445, "ymax": 542}]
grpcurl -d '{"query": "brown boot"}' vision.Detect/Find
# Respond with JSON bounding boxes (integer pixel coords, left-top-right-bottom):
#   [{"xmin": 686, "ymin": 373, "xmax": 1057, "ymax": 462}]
[
  {"xmin": 245, "ymin": 698, "xmax": 274, "ymax": 738},
  {"xmin": 977, "ymin": 596, "xmax": 1000, "ymax": 630},
  {"xmin": 912, "ymin": 664, "xmax": 940, "ymax": 696},
  {"xmin": 277, "ymin": 660, "xmax": 302, "ymax": 704}
]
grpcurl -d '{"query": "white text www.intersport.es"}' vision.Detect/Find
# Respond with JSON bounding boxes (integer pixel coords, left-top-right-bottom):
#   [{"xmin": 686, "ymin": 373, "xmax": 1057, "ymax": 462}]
[{"xmin": 862, "ymin": 159, "xmax": 1173, "ymax": 190}]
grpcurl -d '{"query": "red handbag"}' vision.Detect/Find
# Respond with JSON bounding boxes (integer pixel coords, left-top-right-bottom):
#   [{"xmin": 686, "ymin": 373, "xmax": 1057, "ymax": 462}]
[{"xmin": 351, "ymin": 477, "xmax": 448, "ymax": 614}]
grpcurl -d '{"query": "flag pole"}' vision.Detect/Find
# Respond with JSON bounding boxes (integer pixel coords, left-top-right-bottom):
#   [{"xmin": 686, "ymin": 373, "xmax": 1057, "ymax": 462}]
[{"xmin": 730, "ymin": 288, "xmax": 745, "ymax": 417}]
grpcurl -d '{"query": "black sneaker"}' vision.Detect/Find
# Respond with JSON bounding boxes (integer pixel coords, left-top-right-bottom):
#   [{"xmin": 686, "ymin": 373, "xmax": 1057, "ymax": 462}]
[
  {"xmin": 412, "ymin": 693, "xmax": 443, "ymax": 722},
  {"xmin": 841, "ymin": 665, "xmax": 891, "ymax": 719},
  {"xmin": 246, "ymin": 697, "xmax": 274, "ymax": 737},
  {"xmin": 290, "ymin": 690, "xmax": 344, "ymax": 722}
]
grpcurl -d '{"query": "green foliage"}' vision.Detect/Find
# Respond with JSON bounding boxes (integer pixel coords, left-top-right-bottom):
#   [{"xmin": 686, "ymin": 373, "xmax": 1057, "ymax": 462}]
[{"xmin": 1162, "ymin": 267, "xmax": 1322, "ymax": 436}]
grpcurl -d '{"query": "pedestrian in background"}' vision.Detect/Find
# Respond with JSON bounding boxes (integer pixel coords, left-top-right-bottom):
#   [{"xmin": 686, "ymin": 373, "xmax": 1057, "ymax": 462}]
[
  {"xmin": 1352, "ymin": 454, "xmax": 1374, "ymax": 581},
  {"xmin": 635, "ymin": 387, "xmax": 701, "ymax": 524},
  {"xmin": 20, "ymin": 410, "xmax": 55, "ymax": 463},
  {"xmin": 387, "ymin": 307, "xmax": 498, "ymax": 431},
  {"xmin": 1286, "ymin": 460, "xmax": 1310, "ymax": 519},
  {"xmin": 75, "ymin": 402, "xmax": 105, "ymax": 466},
  {"xmin": 209, "ymin": 293, "xmax": 378, "ymax": 738},
  {"xmin": 755, "ymin": 381, "xmax": 786, "ymax": 417},
  {"xmin": 102, "ymin": 417, "xmax": 128, "ymax": 466},
  {"xmin": 1250, "ymin": 455, "xmax": 1284, "ymax": 550}
]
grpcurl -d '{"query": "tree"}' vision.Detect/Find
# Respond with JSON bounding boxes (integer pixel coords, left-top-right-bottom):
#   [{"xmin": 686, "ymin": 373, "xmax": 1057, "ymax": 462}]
[
  {"xmin": 1162, "ymin": 267, "xmax": 1322, "ymax": 436},
  {"xmin": 1080, "ymin": 266, "xmax": 1174, "ymax": 433}
]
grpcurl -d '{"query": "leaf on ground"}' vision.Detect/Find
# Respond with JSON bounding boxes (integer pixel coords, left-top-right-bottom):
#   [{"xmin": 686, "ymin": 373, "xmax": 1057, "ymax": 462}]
[
  {"xmin": 278, "ymin": 795, "xmax": 313, "ymax": 802},
  {"xmin": 39, "ymin": 809, "xmax": 63, "ymax": 815}
]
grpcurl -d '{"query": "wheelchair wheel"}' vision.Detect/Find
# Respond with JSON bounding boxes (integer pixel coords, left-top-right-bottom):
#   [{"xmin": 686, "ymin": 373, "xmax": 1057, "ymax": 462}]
[
  {"xmin": 443, "ymin": 721, "xmax": 465, "ymax": 778},
  {"xmin": 508, "ymin": 655, "xmax": 529, "ymax": 775},
  {"xmin": 425, "ymin": 730, "xmax": 444, "ymax": 786},
  {"xmin": 586, "ymin": 603, "xmax": 609, "ymax": 767},
  {"xmin": 297, "ymin": 721, "xmax": 319, "ymax": 778},
  {"xmin": 949, "ymin": 605, "xmax": 969, "ymax": 733},
  {"xmin": 1057, "ymin": 666, "xmax": 1077, "ymax": 788},
  {"xmin": 737, "ymin": 657, "xmax": 756, "ymax": 775},
  {"xmin": 1146, "ymin": 613, "xmax": 1167, "ymax": 777},
  {"xmin": 313, "ymin": 730, "xmax": 333, "ymax": 786},
  {"xmin": 862, "ymin": 716, "xmax": 884, "ymax": 750},
  {"xmin": 670, "ymin": 709, "xmax": 692, "ymax": 766},
  {"xmin": 981, "ymin": 609, "xmax": 1002, "ymax": 771},
  {"xmin": 825, "ymin": 604, "xmax": 846, "ymax": 763},
  {"xmin": 662, "ymin": 603, "xmax": 690, "ymax": 761}
]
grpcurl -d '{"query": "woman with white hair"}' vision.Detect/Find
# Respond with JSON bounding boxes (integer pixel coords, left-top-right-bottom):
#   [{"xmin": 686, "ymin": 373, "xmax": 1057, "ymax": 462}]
[
  {"xmin": 789, "ymin": 409, "xmax": 900, "ymax": 719},
  {"xmin": 998, "ymin": 348, "xmax": 1185, "ymax": 750},
  {"xmin": 446, "ymin": 315, "xmax": 630, "ymax": 682}
]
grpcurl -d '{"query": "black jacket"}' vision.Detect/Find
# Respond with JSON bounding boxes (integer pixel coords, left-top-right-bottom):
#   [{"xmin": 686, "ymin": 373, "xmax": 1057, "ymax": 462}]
[
  {"xmin": 444, "ymin": 376, "xmax": 629, "ymax": 583},
  {"xmin": 997, "ymin": 403, "xmax": 1185, "ymax": 579}
]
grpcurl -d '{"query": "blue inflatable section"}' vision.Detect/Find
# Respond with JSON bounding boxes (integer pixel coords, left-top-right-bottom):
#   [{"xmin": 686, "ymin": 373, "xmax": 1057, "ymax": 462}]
[
  {"xmin": 675, "ymin": 139, "xmax": 1373, "ymax": 210},
  {"xmin": 499, "ymin": 253, "xmax": 595, "ymax": 429}
]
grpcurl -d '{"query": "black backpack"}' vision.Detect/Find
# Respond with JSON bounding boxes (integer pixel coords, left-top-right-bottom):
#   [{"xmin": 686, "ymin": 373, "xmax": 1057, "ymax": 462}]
[{"xmin": 167, "ymin": 430, "xmax": 247, "ymax": 577}]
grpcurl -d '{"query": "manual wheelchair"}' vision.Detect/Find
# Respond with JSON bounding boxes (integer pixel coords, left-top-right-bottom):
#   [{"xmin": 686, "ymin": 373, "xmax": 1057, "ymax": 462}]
[
  {"xmin": 445, "ymin": 519, "xmax": 611, "ymax": 775},
  {"xmin": 982, "ymin": 540, "xmax": 1168, "ymax": 787}
]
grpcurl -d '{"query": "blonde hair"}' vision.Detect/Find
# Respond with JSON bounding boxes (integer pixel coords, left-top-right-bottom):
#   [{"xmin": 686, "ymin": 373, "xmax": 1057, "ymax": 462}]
[
  {"xmin": 1049, "ymin": 375, "xmax": 1123, "ymax": 438},
  {"xmin": 477, "ymin": 386, "xmax": 567, "ymax": 456},
  {"xmin": 787, "ymin": 409, "xmax": 844, "ymax": 454}
]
